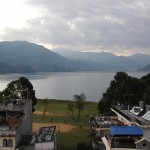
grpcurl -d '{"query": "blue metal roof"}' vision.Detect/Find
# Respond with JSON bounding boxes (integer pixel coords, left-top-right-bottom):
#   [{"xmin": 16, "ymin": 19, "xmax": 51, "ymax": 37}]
[{"xmin": 110, "ymin": 126, "xmax": 143, "ymax": 136}]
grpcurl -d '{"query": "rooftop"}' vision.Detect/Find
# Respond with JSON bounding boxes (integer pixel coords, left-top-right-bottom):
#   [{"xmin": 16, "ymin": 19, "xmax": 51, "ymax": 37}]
[
  {"xmin": 91, "ymin": 116, "xmax": 120, "ymax": 129},
  {"xmin": 0, "ymin": 99, "xmax": 27, "ymax": 133},
  {"xmin": 142, "ymin": 111, "xmax": 150, "ymax": 121},
  {"xmin": 110, "ymin": 126, "xmax": 143, "ymax": 136},
  {"xmin": 0, "ymin": 99, "xmax": 28, "ymax": 111},
  {"xmin": 111, "ymin": 105, "xmax": 150, "ymax": 125}
]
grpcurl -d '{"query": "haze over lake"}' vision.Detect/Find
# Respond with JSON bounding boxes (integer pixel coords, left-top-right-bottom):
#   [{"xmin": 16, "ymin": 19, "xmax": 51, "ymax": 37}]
[{"xmin": 0, "ymin": 72, "xmax": 148, "ymax": 102}]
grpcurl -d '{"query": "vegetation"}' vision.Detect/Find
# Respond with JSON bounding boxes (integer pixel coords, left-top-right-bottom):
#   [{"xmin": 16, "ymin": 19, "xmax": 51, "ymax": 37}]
[
  {"xmin": 33, "ymin": 99, "xmax": 98, "ymax": 149},
  {"xmin": 0, "ymin": 77, "xmax": 37, "ymax": 112},
  {"xmin": 98, "ymin": 72, "xmax": 150, "ymax": 115},
  {"xmin": 67, "ymin": 101, "xmax": 74, "ymax": 119},
  {"xmin": 74, "ymin": 93, "xmax": 86, "ymax": 120}
]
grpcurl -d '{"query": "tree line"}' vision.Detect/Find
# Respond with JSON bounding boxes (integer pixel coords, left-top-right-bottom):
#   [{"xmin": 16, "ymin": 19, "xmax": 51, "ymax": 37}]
[{"xmin": 98, "ymin": 72, "xmax": 150, "ymax": 115}]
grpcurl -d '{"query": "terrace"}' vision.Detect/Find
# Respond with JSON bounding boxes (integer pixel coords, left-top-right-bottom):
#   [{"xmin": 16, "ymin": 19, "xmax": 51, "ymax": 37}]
[
  {"xmin": 91, "ymin": 116, "xmax": 120, "ymax": 129},
  {"xmin": 0, "ymin": 99, "xmax": 26, "ymax": 134},
  {"xmin": 0, "ymin": 99, "xmax": 27, "ymax": 111},
  {"xmin": 90, "ymin": 115, "xmax": 122, "ymax": 130}
]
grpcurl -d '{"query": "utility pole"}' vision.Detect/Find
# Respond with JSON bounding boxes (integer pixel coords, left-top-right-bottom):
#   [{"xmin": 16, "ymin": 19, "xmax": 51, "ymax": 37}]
[
  {"xmin": 128, "ymin": 93, "xmax": 133, "ymax": 114},
  {"xmin": 128, "ymin": 95, "xmax": 130, "ymax": 114}
]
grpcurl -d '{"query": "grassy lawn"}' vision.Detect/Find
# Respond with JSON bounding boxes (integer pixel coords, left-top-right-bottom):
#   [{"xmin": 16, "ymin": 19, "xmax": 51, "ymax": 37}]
[
  {"xmin": 33, "ymin": 99, "xmax": 99, "ymax": 149},
  {"xmin": 57, "ymin": 128, "xmax": 91, "ymax": 150}
]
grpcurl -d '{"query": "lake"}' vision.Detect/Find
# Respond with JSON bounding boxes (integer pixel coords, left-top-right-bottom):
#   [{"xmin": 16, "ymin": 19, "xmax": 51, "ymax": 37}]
[{"xmin": 0, "ymin": 72, "xmax": 148, "ymax": 102}]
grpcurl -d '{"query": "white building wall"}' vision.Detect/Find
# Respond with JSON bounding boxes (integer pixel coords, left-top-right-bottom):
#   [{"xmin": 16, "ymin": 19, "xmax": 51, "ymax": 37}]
[{"xmin": 35, "ymin": 142, "xmax": 54, "ymax": 150}]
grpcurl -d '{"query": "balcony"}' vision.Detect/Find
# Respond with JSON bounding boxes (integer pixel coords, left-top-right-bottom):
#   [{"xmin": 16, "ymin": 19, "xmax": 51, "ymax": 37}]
[
  {"xmin": 0, "ymin": 104, "xmax": 24, "ymax": 111},
  {"xmin": 0, "ymin": 127, "xmax": 16, "ymax": 136}
]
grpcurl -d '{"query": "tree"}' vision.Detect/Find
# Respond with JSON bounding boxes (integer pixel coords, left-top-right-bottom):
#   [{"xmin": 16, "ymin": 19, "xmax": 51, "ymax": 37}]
[
  {"xmin": 98, "ymin": 72, "xmax": 148, "ymax": 115},
  {"xmin": 42, "ymin": 99, "xmax": 48, "ymax": 120},
  {"xmin": 67, "ymin": 101, "xmax": 74, "ymax": 119},
  {"xmin": 98, "ymin": 100, "xmax": 111, "ymax": 115},
  {"xmin": 74, "ymin": 93, "xmax": 86, "ymax": 120},
  {"xmin": 1, "ymin": 77, "xmax": 37, "ymax": 112}
]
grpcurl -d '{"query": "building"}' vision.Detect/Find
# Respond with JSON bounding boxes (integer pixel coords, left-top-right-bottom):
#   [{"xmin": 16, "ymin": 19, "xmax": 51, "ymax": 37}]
[
  {"xmin": 0, "ymin": 99, "xmax": 57, "ymax": 150},
  {"xmin": 135, "ymin": 138, "xmax": 150, "ymax": 149},
  {"xmin": 34, "ymin": 126, "xmax": 56, "ymax": 150},
  {"xmin": 90, "ymin": 104, "xmax": 150, "ymax": 150},
  {"xmin": 0, "ymin": 99, "xmax": 32, "ymax": 150},
  {"xmin": 101, "ymin": 126, "xmax": 144, "ymax": 150},
  {"xmin": 19, "ymin": 126, "xmax": 57, "ymax": 150}
]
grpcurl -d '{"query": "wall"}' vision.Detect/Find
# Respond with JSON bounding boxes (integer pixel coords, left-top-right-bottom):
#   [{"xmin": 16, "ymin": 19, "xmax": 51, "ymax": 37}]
[
  {"xmin": 35, "ymin": 142, "xmax": 54, "ymax": 150},
  {"xmin": 136, "ymin": 139, "xmax": 150, "ymax": 149},
  {"xmin": 15, "ymin": 99, "xmax": 32, "ymax": 147},
  {"xmin": 0, "ymin": 137, "xmax": 15, "ymax": 150}
]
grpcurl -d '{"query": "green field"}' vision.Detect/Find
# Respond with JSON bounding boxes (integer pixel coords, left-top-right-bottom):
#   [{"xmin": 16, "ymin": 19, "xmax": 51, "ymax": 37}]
[{"xmin": 33, "ymin": 99, "xmax": 99, "ymax": 150}]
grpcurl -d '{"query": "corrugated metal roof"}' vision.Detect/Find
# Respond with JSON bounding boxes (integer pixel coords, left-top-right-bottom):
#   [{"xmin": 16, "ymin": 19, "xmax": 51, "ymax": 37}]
[
  {"xmin": 142, "ymin": 111, "xmax": 150, "ymax": 121},
  {"xmin": 110, "ymin": 126, "xmax": 143, "ymax": 136}
]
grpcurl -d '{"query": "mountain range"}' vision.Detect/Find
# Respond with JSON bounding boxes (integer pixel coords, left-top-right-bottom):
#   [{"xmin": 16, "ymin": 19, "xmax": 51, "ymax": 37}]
[
  {"xmin": 0, "ymin": 41, "xmax": 150, "ymax": 73},
  {"xmin": 0, "ymin": 41, "xmax": 110, "ymax": 73},
  {"xmin": 54, "ymin": 48, "xmax": 150, "ymax": 71}
]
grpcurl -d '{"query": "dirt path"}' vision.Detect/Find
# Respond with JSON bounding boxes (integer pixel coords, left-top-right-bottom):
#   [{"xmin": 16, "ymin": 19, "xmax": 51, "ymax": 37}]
[
  {"xmin": 32, "ymin": 123, "xmax": 77, "ymax": 133},
  {"xmin": 33, "ymin": 111, "xmax": 66, "ymax": 116}
]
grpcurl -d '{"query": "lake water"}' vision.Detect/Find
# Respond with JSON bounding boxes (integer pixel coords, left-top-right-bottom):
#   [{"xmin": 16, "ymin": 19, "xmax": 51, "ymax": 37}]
[{"xmin": 0, "ymin": 72, "xmax": 148, "ymax": 102}]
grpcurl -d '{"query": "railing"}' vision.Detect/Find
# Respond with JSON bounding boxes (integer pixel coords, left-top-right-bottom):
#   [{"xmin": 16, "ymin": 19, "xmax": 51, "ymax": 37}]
[
  {"xmin": 111, "ymin": 105, "xmax": 131, "ymax": 121},
  {"xmin": 0, "ymin": 105, "xmax": 24, "ymax": 111},
  {"xmin": 111, "ymin": 137, "xmax": 136, "ymax": 148},
  {"xmin": 0, "ymin": 129, "xmax": 16, "ymax": 136},
  {"xmin": 111, "ymin": 142, "xmax": 136, "ymax": 148}
]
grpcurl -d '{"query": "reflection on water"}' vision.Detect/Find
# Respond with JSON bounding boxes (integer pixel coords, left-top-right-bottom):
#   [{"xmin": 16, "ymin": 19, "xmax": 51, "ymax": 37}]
[{"xmin": 0, "ymin": 72, "xmax": 148, "ymax": 102}]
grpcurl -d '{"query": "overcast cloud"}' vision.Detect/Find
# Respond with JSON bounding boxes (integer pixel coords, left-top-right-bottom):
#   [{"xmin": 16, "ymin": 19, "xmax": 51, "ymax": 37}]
[{"xmin": 1, "ymin": 0, "xmax": 150, "ymax": 55}]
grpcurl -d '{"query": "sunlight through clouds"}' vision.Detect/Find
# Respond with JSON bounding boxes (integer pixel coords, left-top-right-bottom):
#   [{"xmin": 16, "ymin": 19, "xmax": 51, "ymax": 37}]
[
  {"xmin": 0, "ymin": 0, "xmax": 150, "ymax": 55},
  {"xmin": 0, "ymin": 0, "xmax": 40, "ymax": 29}
]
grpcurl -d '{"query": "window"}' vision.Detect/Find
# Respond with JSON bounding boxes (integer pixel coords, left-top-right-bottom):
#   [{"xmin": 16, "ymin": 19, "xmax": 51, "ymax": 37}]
[
  {"xmin": 7, "ymin": 139, "xmax": 13, "ymax": 147},
  {"xmin": 143, "ymin": 143, "xmax": 146, "ymax": 147},
  {"xmin": 3, "ymin": 139, "xmax": 7, "ymax": 147},
  {"xmin": 3, "ymin": 139, "xmax": 13, "ymax": 147}
]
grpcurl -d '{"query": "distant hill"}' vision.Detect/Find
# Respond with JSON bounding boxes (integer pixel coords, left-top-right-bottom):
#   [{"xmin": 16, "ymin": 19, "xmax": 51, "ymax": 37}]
[
  {"xmin": 0, "ymin": 41, "xmax": 116, "ymax": 73},
  {"xmin": 129, "ymin": 53, "xmax": 150, "ymax": 66},
  {"xmin": 138, "ymin": 64, "xmax": 150, "ymax": 72},
  {"xmin": 0, "ymin": 62, "xmax": 35, "ymax": 73},
  {"xmin": 0, "ymin": 41, "xmax": 73, "ymax": 72},
  {"xmin": 54, "ymin": 48, "xmax": 143, "ymax": 70},
  {"xmin": 1, "ymin": 41, "xmax": 149, "ymax": 74}
]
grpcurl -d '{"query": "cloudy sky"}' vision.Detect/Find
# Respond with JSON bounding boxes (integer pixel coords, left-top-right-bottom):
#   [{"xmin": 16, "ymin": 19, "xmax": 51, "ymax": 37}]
[{"xmin": 0, "ymin": 0, "xmax": 150, "ymax": 55}]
